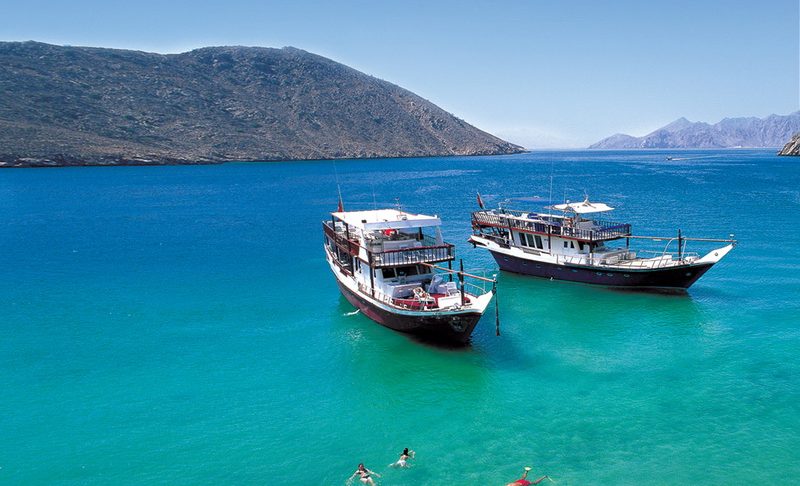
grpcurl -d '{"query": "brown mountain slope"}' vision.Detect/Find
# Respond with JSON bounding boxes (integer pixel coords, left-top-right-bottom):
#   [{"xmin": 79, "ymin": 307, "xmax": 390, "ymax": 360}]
[{"xmin": 0, "ymin": 42, "xmax": 523, "ymax": 167}]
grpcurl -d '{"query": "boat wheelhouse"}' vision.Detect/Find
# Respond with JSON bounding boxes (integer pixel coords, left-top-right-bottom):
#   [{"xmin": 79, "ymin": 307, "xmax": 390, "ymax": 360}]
[
  {"xmin": 323, "ymin": 208, "xmax": 496, "ymax": 342},
  {"xmin": 469, "ymin": 197, "xmax": 736, "ymax": 290}
]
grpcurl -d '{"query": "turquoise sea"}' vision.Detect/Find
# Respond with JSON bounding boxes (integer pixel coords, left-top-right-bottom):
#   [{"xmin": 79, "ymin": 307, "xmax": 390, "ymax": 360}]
[{"xmin": 1, "ymin": 150, "xmax": 798, "ymax": 484}]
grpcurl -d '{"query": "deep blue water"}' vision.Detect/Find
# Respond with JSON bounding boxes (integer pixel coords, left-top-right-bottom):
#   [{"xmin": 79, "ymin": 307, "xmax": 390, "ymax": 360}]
[{"xmin": 1, "ymin": 149, "xmax": 798, "ymax": 484}]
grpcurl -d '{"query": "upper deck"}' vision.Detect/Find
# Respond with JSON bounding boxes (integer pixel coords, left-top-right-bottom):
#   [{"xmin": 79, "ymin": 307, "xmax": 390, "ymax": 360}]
[
  {"xmin": 472, "ymin": 208, "xmax": 631, "ymax": 242},
  {"xmin": 330, "ymin": 209, "xmax": 442, "ymax": 231},
  {"xmin": 323, "ymin": 209, "xmax": 455, "ymax": 268}
]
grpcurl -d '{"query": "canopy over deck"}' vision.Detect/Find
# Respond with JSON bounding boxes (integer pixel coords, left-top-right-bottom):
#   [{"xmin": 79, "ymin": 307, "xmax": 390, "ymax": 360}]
[
  {"xmin": 547, "ymin": 198, "xmax": 614, "ymax": 214},
  {"xmin": 332, "ymin": 209, "xmax": 441, "ymax": 231}
]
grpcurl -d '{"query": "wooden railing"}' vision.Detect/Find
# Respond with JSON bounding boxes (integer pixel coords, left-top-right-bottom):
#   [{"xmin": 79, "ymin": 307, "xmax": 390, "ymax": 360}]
[
  {"xmin": 323, "ymin": 221, "xmax": 455, "ymax": 267},
  {"xmin": 472, "ymin": 210, "xmax": 631, "ymax": 242},
  {"xmin": 371, "ymin": 245, "xmax": 454, "ymax": 267}
]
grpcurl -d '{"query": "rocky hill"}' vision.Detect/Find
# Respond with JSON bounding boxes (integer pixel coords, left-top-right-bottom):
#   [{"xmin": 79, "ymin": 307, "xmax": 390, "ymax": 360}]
[
  {"xmin": 0, "ymin": 42, "xmax": 523, "ymax": 167},
  {"xmin": 589, "ymin": 112, "xmax": 800, "ymax": 149},
  {"xmin": 778, "ymin": 132, "xmax": 800, "ymax": 156}
]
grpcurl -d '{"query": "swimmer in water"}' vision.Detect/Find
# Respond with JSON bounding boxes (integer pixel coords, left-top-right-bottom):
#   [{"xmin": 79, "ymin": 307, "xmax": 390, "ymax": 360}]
[
  {"xmin": 506, "ymin": 466, "xmax": 549, "ymax": 486},
  {"xmin": 349, "ymin": 463, "xmax": 380, "ymax": 485},
  {"xmin": 389, "ymin": 447, "xmax": 415, "ymax": 467}
]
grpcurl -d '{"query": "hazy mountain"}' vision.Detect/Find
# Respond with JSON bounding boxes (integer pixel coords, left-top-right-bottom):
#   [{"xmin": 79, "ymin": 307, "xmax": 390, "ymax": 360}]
[
  {"xmin": 589, "ymin": 112, "xmax": 800, "ymax": 149},
  {"xmin": 0, "ymin": 41, "xmax": 523, "ymax": 167},
  {"xmin": 779, "ymin": 132, "xmax": 800, "ymax": 156}
]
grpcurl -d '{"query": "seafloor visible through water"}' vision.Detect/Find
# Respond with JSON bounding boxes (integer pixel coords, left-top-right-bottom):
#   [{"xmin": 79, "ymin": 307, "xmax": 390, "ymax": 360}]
[{"xmin": 1, "ymin": 149, "xmax": 798, "ymax": 484}]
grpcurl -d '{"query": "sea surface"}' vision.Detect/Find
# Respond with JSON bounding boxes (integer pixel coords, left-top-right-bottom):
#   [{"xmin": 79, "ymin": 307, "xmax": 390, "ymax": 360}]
[{"xmin": 1, "ymin": 150, "xmax": 798, "ymax": 485}]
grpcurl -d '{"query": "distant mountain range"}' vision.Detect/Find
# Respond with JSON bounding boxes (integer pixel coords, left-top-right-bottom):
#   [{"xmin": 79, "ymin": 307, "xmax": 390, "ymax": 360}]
[
  {"xmin": 589, "ymin": 112, "xmax": 800, "ymax": 149},
  {"xmin": 0, "ymin": 42, "xmax": 522, "ymax": 167}
]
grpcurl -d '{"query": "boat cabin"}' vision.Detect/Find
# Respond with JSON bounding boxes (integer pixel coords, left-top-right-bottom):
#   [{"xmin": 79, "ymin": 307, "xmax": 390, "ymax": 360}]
[
  {"xmin": 471, "ymin": 198, "xmax": 637, "ymax": 263},
  {"xmin": 323, "ymin": 209, "xmax": 465, "ymax": 309}
]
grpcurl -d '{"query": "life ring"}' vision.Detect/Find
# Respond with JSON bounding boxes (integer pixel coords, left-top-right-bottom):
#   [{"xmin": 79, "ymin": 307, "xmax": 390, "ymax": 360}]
[{"xmin": 383, "ymin": 229, "xmax": 398, "ymax": 237}]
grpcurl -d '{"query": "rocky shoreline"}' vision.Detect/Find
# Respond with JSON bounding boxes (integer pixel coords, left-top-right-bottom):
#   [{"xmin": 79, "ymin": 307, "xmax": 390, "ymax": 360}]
[{"xmin": 0, "ymin": 149, "xmax": 522, "ymax": 169}]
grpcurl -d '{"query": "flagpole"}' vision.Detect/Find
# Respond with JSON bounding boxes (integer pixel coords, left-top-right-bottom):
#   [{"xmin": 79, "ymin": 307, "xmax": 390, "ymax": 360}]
[{"xmin": 333, "ymin": 159, "xmax": 344, "ymax": 212}]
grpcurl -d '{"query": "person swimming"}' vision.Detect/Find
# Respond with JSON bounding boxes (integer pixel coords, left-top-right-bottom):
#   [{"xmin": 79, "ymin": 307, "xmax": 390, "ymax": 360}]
[
  {"xmin": 349, "ymin": 463, "xmax": 380, "ymax": 485},
  {"xmin": 506, "ymin": 466, "xmax": 549, "ymax": 486},
  {"xmin": 388, "ymin": 447, "xmax": 415, "ymax": 468}
]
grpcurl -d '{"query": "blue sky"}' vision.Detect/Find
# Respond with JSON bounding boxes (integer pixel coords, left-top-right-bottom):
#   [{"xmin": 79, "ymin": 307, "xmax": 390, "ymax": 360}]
[{"xmin": 3, "ymin": 0, "xmax": 798, "ymax": 148}]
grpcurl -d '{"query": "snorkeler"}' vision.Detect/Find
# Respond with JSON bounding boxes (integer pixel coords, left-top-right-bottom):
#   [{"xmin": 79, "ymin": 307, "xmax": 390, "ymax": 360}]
[
  {"xmin": 506, "ymin": 466, "xmax": 550, "ymax": 486},
  {"xmin": 349, "ymin": 463, "xmax": 380, "ymax": 485},
  {"xmin": 388, "ymin": 447, "xmax": 415, "ymax": 467}
]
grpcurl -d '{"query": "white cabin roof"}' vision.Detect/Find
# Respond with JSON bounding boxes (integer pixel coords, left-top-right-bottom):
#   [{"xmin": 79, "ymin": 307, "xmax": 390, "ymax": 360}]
[
  {"xmin": 548, "ymin": 199, "xmax": 614, "ymax": 214},
  {"xmin": 332, "ymin": 209, "xmax": 441, "ymax": 231}
]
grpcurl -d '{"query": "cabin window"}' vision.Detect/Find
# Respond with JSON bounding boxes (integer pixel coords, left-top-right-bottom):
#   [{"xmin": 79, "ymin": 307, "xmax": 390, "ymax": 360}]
[
  {"xmin": 534, "ymin": 235, "xmax": 544, "ymax": 249},
  {"xmin": 382, "ymin": 268, "xmax": 396, "ymax": 278},
  {"xmin": 520, "ymin": 233, "xmax": 537, "ymax": 248},
  {"xmin": 578, "ymin": 242, "xmax": 585, "ymax": 251},
  {"xmin": 395, "ymin": 265, "xmax": 419, "ymax": 277},
  {"xmin": 570, "ymin": 241, "xmax": 575, "ymax": 249},
  {"xmin": 564, "ymin": 241, "xmax": 568, "ymax": 248}
]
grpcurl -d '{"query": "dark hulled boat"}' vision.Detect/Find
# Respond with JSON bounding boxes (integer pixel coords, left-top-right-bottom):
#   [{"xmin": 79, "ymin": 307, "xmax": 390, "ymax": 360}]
[
  {"xmin": 323, "ymin": 208, "xmax": 495, "ymax": 342},
  {"xmin": 469, "ymin": 197, "xmax": 736, "ymax": 291}
]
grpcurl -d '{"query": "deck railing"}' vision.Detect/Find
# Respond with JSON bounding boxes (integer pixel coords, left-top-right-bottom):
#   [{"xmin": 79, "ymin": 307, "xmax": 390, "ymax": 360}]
[
  {"xmin": 371, "ymin": 245, "xmax": 454, "ymax": 267},
  {"xmin": 554, "ymin": 250, "xmax": 701, "ymax": 269},
  {"xmin": 323, "ymin": 220, "xmax": 455, "ymax": 267},
  {"xmin": 357, "ymin": 279, "xmax": 473, "ymax": 311},
  {"xmin": 472, "ymin": 210, "xmax": 630, "ymax": 242},
  {"xmin": 323, "ymin": 221, "xmax": 360, "ymax": 256}
]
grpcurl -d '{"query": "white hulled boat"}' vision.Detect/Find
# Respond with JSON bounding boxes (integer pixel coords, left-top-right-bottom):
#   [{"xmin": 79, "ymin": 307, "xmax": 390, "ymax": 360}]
[{"xmin": 323, "ymin": 208, "xmax": 496, "ymax": 342}]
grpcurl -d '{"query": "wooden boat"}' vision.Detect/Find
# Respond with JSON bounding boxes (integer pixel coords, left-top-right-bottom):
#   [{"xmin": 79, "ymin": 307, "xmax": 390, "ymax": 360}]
[{"xmin": 324, "ymin": 208, "xmax": 495, "ymax": 342}]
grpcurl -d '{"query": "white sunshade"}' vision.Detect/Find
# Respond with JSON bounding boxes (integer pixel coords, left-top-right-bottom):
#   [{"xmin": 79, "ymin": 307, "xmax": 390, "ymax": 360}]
[
  {"xmin": 332, "ymin": 209, "xmax": 441, "ymax": 231},
  {"xmin": 547, "ymin": 199, "xmax": 615, "ymax": 214}
]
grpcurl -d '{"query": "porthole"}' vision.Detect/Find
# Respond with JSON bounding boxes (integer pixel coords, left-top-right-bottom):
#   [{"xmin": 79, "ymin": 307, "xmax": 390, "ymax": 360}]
[
  {"xmin": 685, "ymin": 272, "xmax": 692, "ymax": 277},
  {"xmin": 571, "ymin": 269, "xmax": 578, "ymax": 273},
  {"xmin": 624, "ymin": 274, "xmax": 630, "ymax": 278}
]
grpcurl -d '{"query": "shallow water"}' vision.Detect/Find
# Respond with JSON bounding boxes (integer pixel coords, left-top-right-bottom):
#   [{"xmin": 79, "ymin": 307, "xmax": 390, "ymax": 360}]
[{"xmin": 1, "ymin": 149, "xmax": 798, "ymax": 484}]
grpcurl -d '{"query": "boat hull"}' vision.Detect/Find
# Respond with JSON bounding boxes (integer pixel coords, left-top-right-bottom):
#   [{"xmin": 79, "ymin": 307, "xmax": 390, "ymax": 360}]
[
  {"xmin": 490, "ymin": 251, "xmax": 714, "ymax": 290},
  {"xmin": 336, "ymin": 280, "xmax": 482, "ymax": 343}
]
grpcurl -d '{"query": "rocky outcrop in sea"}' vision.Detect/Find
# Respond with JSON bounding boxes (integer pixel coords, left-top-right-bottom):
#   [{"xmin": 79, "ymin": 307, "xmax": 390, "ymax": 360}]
[{"xmin": 778, "ymin": 132, "xmax": 800, "ymax": 156}]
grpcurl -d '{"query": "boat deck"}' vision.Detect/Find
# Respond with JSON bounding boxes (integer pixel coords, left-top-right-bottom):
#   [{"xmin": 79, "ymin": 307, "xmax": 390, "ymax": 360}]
[
  {"xmin": 472, "ymin": 209, "xmax": 631, "ymax": 242},
  {"xmin": 553, "ymin": 251, "xmax": 699, "ymax": 269}
]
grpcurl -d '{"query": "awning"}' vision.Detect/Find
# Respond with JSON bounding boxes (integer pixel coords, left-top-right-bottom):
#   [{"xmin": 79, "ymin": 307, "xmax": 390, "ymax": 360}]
[
  {"xmin": 546, "ymin": 198, "xmax": 615, "ymax": 214},
  {"xmin": 332, "ymin": 209, "xmax": 441, "ymax": 230}
]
